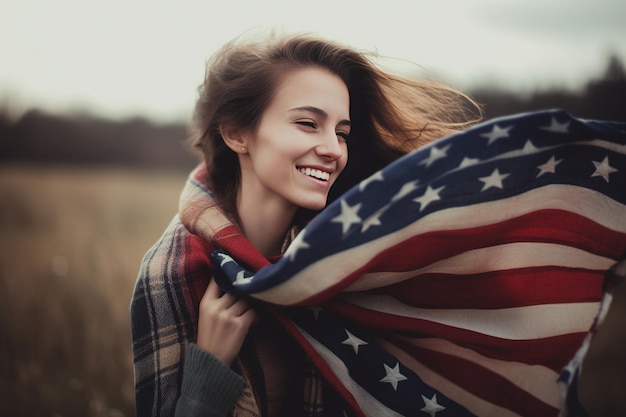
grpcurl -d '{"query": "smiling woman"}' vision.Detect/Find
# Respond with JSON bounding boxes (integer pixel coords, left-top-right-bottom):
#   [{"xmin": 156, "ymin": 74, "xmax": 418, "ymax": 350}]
[{"xmin": 130, "ymin": 32, "xmax": 481, "ymax": 417}]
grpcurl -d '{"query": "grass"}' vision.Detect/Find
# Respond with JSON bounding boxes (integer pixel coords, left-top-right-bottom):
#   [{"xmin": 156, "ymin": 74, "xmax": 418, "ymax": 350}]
[
  {"xmin": 0, "ymin": 165, "xmax": 624, "ymax": 416},
  {"xmin": 0, "ymin": 165, "xmax": 186, "ymax": 417}
]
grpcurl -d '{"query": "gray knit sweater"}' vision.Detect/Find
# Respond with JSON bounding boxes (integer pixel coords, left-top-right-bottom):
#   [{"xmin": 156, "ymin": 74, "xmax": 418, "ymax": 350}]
[{"xmin": 175, "ymin": 343, "xmax": 245, "ymax": 417}]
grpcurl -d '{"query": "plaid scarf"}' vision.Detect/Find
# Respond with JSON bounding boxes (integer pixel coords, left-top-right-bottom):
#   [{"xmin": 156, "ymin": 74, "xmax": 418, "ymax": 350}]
[
  {"xmin": 132, "ymin": 109, "xmax": 626, "ymax": 417},
  {"xmin": 131, "ymin": 163, "xmax": 332, "ymax": 416}
]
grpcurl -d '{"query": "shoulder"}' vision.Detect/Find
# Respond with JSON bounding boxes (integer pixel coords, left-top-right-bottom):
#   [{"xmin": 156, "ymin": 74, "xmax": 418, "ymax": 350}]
[{"xmin": 133, "ymin": 214, "xmax": 216, "ymax": 312}]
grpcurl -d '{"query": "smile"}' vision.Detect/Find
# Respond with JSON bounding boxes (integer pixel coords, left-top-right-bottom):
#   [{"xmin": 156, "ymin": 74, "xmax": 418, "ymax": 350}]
[{"xmin": 297, "ymin": 167, "xmax": 330, "ymax": 181}]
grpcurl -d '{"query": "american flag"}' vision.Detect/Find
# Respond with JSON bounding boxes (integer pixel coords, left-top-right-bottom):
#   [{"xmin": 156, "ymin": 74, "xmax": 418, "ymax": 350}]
[{"xmin": 211, "ymin": 109, "xmax": 626, "ymax": 417}]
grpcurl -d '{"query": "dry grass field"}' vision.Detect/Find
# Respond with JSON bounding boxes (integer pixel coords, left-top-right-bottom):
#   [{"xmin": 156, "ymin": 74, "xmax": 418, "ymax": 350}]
[
  {"xmin": 0, "ymin": 165, "xmax": 624, "ymax": 417},
  {"xmin": 0, "ymin": 166, "xmax": 186, "ymax": 417}
]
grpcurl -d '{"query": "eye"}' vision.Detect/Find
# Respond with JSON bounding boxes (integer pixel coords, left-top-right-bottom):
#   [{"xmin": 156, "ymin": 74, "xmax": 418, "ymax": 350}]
[
  {"xmin": 336, "ymin": 131, "xmax": 350, "ymax": 141},
  {"xmin": 296, "ymin": 120, "xmax": 317, "ymax": 129}
]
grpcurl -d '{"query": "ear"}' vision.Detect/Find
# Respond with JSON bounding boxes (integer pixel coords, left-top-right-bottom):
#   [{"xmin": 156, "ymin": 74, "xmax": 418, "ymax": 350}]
[{"xmin": 220, "ymin": 124, "xmax": 249, "ymax": 154}]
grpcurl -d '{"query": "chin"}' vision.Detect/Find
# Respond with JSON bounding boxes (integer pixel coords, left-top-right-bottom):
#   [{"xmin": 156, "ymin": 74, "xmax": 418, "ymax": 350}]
[
  {"xmin": 298, "ymin": 197, "xmax": 328, "ymax": 211},
  {"xmin": 301, "ymin": 202, "xmax": 326, "ymax": 211}
]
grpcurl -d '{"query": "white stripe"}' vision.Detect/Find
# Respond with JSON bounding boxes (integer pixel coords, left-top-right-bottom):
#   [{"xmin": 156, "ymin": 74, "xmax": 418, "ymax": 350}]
[
  {"xmin": 346, "ymin": 241, "xmax": 615, "ymax": 291},
  {"xmin": 253, "ymin": 185, "xmax": 624, "ymax": 305},
  {"xmin": 340, "ymin": 294, "xmax": 600, "ymax": 339},
  {"xmin": 295, "ymin": 325, "xmax": 404, "ymax": 417},
  {"xmin": 390, "ymin": 337, "xmax": 561, "ymax": 408},
  {"xmin": 560, "ymin": 138, "xmax": 626, "ymax": 155},
  {"xmin": 405, "ymin": 184, "xmax": 626, "ymax": 235}
]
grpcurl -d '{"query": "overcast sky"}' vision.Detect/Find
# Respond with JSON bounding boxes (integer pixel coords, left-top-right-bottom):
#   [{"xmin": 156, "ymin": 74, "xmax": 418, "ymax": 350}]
[{"xmin": 1, "ymin": 0, "xmax": 625, "ymax": 122}]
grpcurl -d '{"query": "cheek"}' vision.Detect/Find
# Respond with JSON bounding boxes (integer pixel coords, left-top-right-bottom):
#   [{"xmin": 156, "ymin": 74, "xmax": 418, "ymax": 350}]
[{"xmin": 337, "ymin": 150, "xmax": 349, "ymax": 176}]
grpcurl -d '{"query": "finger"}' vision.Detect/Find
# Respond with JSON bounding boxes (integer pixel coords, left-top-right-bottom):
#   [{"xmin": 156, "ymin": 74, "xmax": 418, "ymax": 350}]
[
  {"xmin": 226, "ymin": 299, "xmax": 253, "ymax": 317},
  {"xmin": 200, "ymin": 280, "xmax": 233, "ymax": 312},
  {"xmin": 204, "ymin": 279, "xmax": 221, "ymax": 299},
  {"xmin": 240, "ymin": 309, "xmax": 258, "ymax": 326}
]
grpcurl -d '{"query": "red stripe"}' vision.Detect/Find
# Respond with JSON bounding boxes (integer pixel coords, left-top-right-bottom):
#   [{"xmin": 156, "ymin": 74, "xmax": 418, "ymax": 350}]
[
  {"xmin": 267, "ymin": 306, "xmax": 368, "ymax": 417},
  {"xmin": 372, "ymin": 267, "xmax": 605, "ymax": 309},
  {"xmin": 364, "ymin": 209, "xmax": 626, "ymax": 273},
  {"xmin": 391, "ymin": 337, "xmax": 560, "ymax": 417},
  {"xmin": 325, "ymin": 301, "xmax": 587, "ymax": 371}
]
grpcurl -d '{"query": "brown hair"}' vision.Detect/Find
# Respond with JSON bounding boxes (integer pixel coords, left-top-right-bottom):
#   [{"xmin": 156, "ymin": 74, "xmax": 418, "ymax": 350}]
[{"xmin": 189, "ymin": 33, "xmax": 482, "ymax": 222}]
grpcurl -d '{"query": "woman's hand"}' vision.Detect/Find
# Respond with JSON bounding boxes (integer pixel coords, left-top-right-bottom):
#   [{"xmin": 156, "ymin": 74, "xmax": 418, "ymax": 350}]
[{"xmin": 196, "ymin": 279, "xmax": 257, "ymax": 366}]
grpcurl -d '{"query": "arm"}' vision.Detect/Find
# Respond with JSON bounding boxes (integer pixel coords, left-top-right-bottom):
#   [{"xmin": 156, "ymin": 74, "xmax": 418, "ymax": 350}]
[
  {"xmin": 130, "ymin": 218, "xmax": 256, "ymax": 417},
  {"xmin": 175, "ymin": 279, "xmax": 257, "ymax": 417},
  {"xmin": 175, "ymin": 343, "xmax": 246, "ymax": 417}
]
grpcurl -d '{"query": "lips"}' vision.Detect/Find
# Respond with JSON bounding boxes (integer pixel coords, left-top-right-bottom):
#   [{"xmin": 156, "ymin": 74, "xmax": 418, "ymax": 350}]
[{"xmin": 297, "ymin": 167, "xmax": 331, "ymax": 181}]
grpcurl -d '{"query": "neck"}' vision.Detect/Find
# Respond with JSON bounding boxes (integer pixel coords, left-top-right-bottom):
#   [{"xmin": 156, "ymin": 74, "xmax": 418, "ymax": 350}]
[{"xmin": 236, "ymin": 185, "xmax": 297, "ymax": 258}]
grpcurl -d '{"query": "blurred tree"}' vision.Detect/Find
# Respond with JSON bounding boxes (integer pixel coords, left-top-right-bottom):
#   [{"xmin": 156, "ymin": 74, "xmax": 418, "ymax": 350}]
[
  {"xmin": 602, "ymin": 55, "xmax": 626, "ymax": 81},
  {"xmin": 1, "ymin": 54, "xmax": 624, "ymax": 169},
  {"xmin": 583, "ymin": 54, "xmax": 626, "ymax": 121},
  {"xmin": 471, "ymin": 54, "xmax": 626, "ymax": 122},
  {"xmin": 0, "ymin": 110, "xmax": 197, "ymax": 169}
]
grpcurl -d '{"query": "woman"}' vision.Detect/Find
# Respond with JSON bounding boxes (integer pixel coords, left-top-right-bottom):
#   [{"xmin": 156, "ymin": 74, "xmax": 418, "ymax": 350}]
[{"xmin": 130, "ymin": 33, "xmax": 481, "ymax": 417}]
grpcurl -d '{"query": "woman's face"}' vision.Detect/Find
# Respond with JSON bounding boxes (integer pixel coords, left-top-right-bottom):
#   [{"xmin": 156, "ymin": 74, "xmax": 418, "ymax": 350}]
[{"xmin": 238, "ymin": 66, "xmax": 351, "ymax": 212}]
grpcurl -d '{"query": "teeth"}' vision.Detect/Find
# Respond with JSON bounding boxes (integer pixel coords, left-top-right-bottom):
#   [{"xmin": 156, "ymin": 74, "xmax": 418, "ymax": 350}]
[{"xmin": 298, "ymin": 167, "xmax": 330, "ymax": 181}]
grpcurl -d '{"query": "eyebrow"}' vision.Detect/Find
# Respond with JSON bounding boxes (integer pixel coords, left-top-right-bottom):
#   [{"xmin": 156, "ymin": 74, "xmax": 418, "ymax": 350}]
[{"xmin": 289, "ymin": 106, "xmax": 351, "ymax": 128}]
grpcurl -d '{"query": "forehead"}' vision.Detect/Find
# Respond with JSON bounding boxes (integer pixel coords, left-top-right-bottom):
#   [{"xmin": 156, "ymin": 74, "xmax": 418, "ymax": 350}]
[{"xmin": 268, "ymin": 66, "xmax": 350, "ymax": 118}]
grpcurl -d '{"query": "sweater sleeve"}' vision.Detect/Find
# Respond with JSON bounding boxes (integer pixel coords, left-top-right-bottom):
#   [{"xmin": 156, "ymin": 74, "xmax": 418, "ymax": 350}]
[{"xmin": 175, "ymin": 343, "xmax": 245, "ymax": 417}]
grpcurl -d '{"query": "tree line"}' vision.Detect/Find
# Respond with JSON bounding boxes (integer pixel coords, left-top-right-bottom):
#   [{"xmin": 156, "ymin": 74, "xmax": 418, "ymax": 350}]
[{"xmin": 1, "ymin": 56, "xmax": 624, "ymax": 171}]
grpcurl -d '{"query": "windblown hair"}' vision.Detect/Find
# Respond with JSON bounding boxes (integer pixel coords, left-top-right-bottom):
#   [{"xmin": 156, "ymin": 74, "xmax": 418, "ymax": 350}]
[{"xmin": 189, "ymin": 33, "xmax": 483, "ymax": 221}]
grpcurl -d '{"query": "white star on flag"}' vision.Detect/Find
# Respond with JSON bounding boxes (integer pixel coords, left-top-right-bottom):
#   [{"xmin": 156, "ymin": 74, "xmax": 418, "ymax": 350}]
[
  {"xmin": 233, "ymin": 270, "xmax": 254, "ymax": 285},
  {"xmin": 391, "ymin": 180, "xmax": 421, "ymax": 202},
  {"xmin": 479, "ymin": 168, "xmax": 510, "ymax": 191},
  {"xmin": 459, "ymin": 156, "xmax": 480, "ymax": 168},
  {"xmin": 591, "ymin": 156, "xmax": 618, "ymax": 183},
  {"xmin": 480, "ymin": 124, "xmax": 512, "ymax": 144},
  {"xmin": 286, "ymin": 230, "xmax": 310, "ymax": 261},
  {"xmin": 359, "ymin": 171, "xmax": 384, "ymax": 191},
  {"xmin": 309, "ymin": 306, "xmax": 322, "ymax": 319},
  {"xmin": 379, "ymin": 362, "xmax": 407, "ymax": 391},
  {"xmin": 537, "ymin": 155, "xmax": 562, "ymax": 177},
  {"xmin": 341, "ymin": 329, "xmax": 368, "ymax": 354},
  {"xmin": 522, "ymin": 140, "xmax": 538, "ymax": 153},
  {"xmin": 361, "ymin": 206, "xmax": 388, "ymax": 233},
  {"xmin": 421, "ymin": 394, "xmax": 446, "ymax": 417},
  {"xmin": 413, "ymin": 185, "xmax": 445, "ymax": 211},
  {"xmin": 218, "ymin": 253, "xmax": 235, "ymax": 267},
  {"xmin": 332, "ymin": 199, "xmax": 363, "ymax": 234},
  {"xmin": 540, "ymin": 117, "xmax": 570, "ymax": 133},
  {"xmin": 420, "ymin": 145, "xmax": 450, "ymax": 167}
]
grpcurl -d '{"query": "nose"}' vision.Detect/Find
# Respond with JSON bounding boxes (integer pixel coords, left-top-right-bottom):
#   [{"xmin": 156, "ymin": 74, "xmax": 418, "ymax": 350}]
[{"xmin": 315, "ymin": 131, "xmax": 345, "ymax": 161}]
